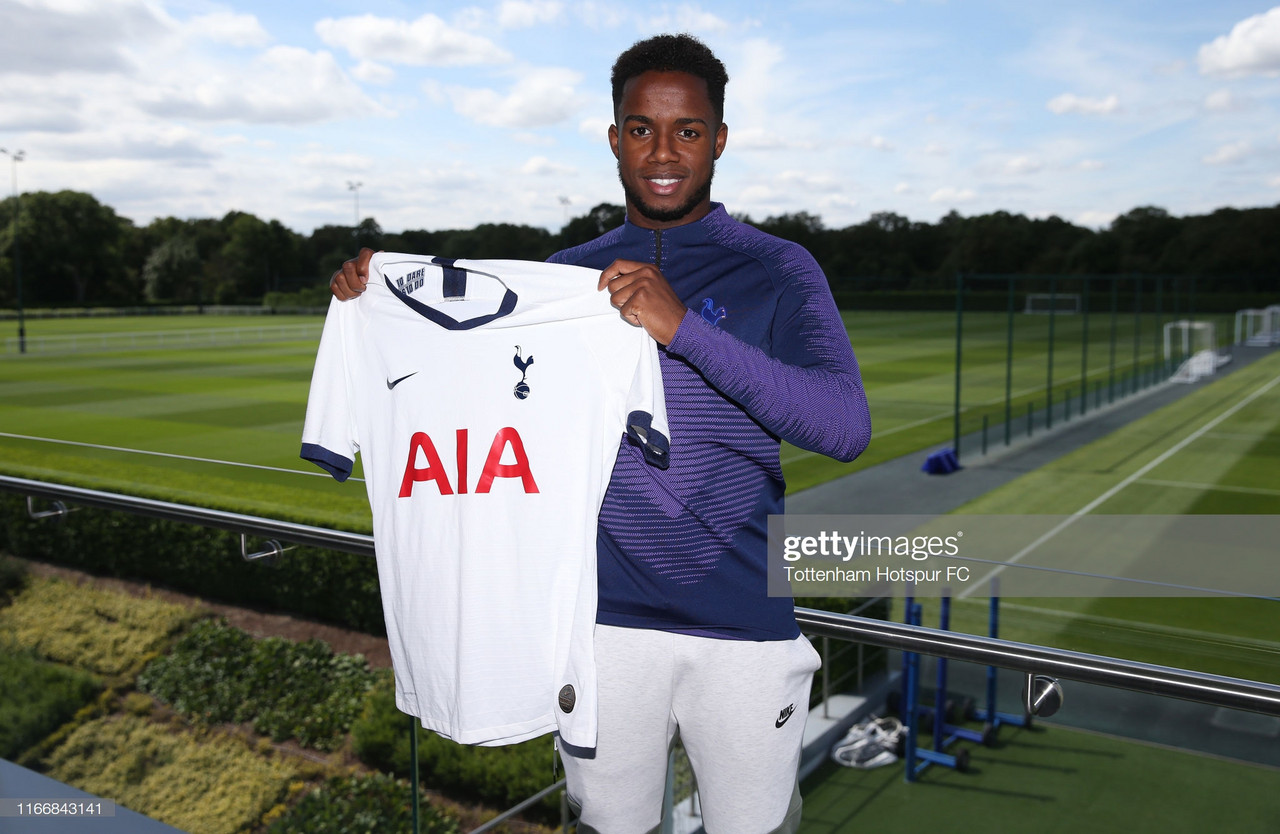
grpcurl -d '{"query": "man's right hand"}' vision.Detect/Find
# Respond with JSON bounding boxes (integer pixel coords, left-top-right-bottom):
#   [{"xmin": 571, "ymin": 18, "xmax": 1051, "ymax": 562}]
[{"xmin": 330, "ymin": 248, "xmax": 376, "ymax": 300}]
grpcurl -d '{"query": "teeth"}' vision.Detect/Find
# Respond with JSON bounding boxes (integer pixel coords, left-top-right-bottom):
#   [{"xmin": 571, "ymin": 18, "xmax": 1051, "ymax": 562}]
[{"xmin": 650, "ymin": 178, "xmax": 679, "ymax": 186}]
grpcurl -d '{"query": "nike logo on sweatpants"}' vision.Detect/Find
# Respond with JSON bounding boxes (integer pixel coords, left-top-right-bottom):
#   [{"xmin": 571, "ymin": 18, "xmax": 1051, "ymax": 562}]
[{"xmin": 775, "ymin": 704, "xmax": 796, "ymax": 728}]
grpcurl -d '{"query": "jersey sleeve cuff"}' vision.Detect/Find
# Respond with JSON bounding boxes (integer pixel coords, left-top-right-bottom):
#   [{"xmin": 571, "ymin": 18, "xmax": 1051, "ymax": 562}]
[
  {"xmin": 626, "ymin": 411, "xmax": 670, "ymax": 470},
  {"xmin": 301, "ymin": 443, "xmax": 354, "ymax": 482}
]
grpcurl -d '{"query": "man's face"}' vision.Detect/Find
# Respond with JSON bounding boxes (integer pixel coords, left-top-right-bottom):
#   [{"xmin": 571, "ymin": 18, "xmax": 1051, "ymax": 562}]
[{"xmin": 610, "ymin": 70, "xmax": 727, "ymax": 231}]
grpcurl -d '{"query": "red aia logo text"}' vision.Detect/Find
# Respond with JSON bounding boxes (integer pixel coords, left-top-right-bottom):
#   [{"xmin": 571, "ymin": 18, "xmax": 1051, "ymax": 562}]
[{"xmin": 399, "ymin": 427, "xmax": 539, "ymax": 497}]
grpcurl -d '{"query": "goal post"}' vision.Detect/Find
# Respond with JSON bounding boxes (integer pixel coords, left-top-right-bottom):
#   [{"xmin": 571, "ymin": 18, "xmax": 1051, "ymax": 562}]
[
  {"xmin": 1024, "ymin": 293, "xmax": 1081, "ymax": 315},
  {"xmin": 1234, "ymin": 308, "xmax": 1280, "ymax": 347},
  {"xmin": 1164, "ymin": 319, "xmax": 1216, "ymax": 360},
  {"xmin": 1165, "ymin": 320, "xmax": 1222, "ymax": 383}
]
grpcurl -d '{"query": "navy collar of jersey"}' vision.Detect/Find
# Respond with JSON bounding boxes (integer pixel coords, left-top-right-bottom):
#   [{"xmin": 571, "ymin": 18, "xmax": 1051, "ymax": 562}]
[{"xmin": 384, "ymin": 257, "xmax": 518, "ymax": 330}]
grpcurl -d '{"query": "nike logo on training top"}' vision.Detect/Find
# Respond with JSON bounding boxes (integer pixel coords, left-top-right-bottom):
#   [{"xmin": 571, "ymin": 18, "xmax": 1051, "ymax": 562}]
[
  {"xmin": 387, "ymin": 372, "xmax": 417, "ymax": 390},
  {"xmin": 776, "ymin": 704, "xmax": 796, "ymax": 728}
]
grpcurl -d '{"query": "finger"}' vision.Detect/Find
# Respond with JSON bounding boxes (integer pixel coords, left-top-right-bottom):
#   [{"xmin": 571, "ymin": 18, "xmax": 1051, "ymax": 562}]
[{"xmin": 598, "ymin": 259, "xmax": 649, "ymax": 291}]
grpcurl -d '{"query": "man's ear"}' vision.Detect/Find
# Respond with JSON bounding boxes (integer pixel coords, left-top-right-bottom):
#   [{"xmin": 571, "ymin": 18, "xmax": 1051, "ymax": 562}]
[
  {"xmin": 714, "ymin": 122, "xmax": 727, "ymax": 160},
  {"xmin": 608, "ymin": 124, "xmax": 620, "ymax": 159}
]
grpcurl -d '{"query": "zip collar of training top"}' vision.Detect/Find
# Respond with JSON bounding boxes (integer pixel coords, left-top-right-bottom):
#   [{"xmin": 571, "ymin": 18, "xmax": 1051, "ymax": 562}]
[{"xmin": 619, "ymin": 203, "xmax": 729, "ymax": 270}]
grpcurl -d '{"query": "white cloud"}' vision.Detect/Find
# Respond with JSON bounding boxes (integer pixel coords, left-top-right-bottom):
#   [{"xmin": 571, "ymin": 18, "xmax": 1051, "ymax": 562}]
[
  {"xmin": 1046, "ymin": 93, "xmax": 1120, "ymax": 116},
  {"xmin": 1004, "ymin": 155, "xmax": 1042, "ymax": 176},
  {"xmin": 520, "ymin": 155, "xmax": 575, "ymax": 176},
  {"xmin": 1203, "ymin": 141, "xmax": 1251, "ymax": 165},
  {"xmin": 1204, "ymin": 89, "xmax": 1238, "ymax": 112},
  {"xmin": 0, "ymin": 0, "xmax": 170, "ymax": 76},
  {"xmin": 450, "ymin": 67, "xmax": 587, "ymax": 128},
  {"xmin": 647, "ymin": 7, "xmax": 733, "ymax": 33},
  {"xmin": 187, "ymin": 11, "xmax": 270, "ymax": 47},
  {"xmin": 1197, "ymin": 7, "xmax": 1280, "ymax": 78},
  {"xmin": 578, "ymin": 116, "xmax": 612, "ymax": 138},
  {"xmin": 139, "ymin": 46, "xmax": 386, "ymax": 124},
  {"xmin": 930, "ymin": 186, "xmax": 976, "ymax": 204},
  {"xmin": 1077, "ymin": 159, "xmax": 1105, "ymax": 172},
  {"xmin": 724, "ymin": 127, "xmax": 789, "ymax": 150},
  {"xmin": 573, "ymin": 1, "xmax": 629, "ymax": 30},
  {"xmin": 315, "ymin": 13, "xmax": 511, "ymax": 66},
  {"xmin": 498, "ymin": 0, "xmax": 564, "ymax": 28},
  {"xmin": 778, "ymin": 171, "xmax": 843, "ymax": 193},
  {"xmin": 295, "ymin": 151, "xmax": 375, "ymax": 171},
  {"xmin": 1075, "ymin": 210, "xmax": 1117, "ymax": 228},
  {"xmin": 894, "ymin": 182, "xmax": 912, "ymax": 194},
  {"xmin": 352, "ymin": 60, "xmax": 396, "ymax": 84}
]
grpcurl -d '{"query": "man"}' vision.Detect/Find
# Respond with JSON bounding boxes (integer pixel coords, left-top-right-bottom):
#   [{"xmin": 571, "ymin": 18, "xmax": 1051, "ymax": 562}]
[{"xmin": 331, "ymin": 33, "xmax": 870, "ymax": 834}]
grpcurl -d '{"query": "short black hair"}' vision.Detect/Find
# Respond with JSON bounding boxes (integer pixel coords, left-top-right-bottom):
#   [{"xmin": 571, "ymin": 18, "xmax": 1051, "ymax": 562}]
[{"xmin": 611, "ymin": 33, "xmax": 729, "ymax": 122}]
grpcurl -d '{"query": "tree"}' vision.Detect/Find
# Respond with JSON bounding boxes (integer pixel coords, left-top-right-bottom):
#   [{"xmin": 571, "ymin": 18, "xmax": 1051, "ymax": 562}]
[
  {"xmin": 142, "ymin": 234, "xmax": 201, "ymax": 303},
  {"xmin": 13, "ymin": 191, "xmax": 131, "ymax": 306},
  {"xmin": 218, "ymin": 212, "xmax": 307, "ymax": 303},
  {"xmin": 557, "ymin": 203, "xmax": 625, "ymax": 250}
]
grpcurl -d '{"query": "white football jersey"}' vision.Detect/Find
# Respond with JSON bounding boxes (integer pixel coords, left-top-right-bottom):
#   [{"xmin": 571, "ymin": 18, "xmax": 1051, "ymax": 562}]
[{"xmin": 301, "ymin": 253, "xmax": 669, "ymax": 747}]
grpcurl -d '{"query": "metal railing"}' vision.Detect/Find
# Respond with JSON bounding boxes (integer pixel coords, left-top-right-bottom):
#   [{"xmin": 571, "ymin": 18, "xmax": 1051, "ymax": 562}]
[{"xmin": 5, "ymin": 473, "xmax": 1280, "ymax": 833}]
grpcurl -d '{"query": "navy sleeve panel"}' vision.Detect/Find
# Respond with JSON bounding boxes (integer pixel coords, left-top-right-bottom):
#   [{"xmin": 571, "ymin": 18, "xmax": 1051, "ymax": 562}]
[
  {"xmin": 300, "ymin": 443, "xmax": 353, "ymax": 482},
  {"xmin": 626, "ymin": 410, "xmax": 671, "ymax": 470}
]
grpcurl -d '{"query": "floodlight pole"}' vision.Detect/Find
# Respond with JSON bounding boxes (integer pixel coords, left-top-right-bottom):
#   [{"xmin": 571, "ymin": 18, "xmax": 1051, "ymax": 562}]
[
  {"xmin": 347, "ymin": 180, "xmax": 363, "ymax": 230},
  {"xmin": 1, "ymin": 148, "xmax": 24, "ymax": 354}
]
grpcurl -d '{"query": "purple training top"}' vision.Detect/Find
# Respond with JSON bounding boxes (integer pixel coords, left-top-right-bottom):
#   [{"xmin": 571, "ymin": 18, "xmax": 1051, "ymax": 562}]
[{"xmin": 550, "ymin": 203, "xmax": 871, "ymax": 640}]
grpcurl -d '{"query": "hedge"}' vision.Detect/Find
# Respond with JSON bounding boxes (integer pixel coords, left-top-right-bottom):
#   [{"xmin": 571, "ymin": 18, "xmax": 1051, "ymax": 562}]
[
  {"xmin": 352, "ymin": 672, "xmax": 561, "ymax": 821},
  {"xmin": 0, "ymin": 496, "xmax": 385, "ymax": 634},
  {"xmin": 0, "ymin": 648, "xmax": 102, "ymax": 760},
  {"xmin": 138, "ymin": 618, "xmax": 376, "ymax": 751},
  {"xmin": 263, "ymin": 772, "xmax": 459, "ymax": 834},
  {"xmin": 0, "ymin": 576, "xmax": 199, "ymax": 679},
  {"xmin": 43, "ymin": 713, "xmax": 299, "ymax": 834}
]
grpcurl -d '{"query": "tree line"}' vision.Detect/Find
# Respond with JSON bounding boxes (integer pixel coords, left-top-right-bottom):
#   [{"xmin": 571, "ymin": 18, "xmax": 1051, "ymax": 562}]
[{"xmin": 0, "ymin": 190, "xmax": 1276, "ymax": 309}]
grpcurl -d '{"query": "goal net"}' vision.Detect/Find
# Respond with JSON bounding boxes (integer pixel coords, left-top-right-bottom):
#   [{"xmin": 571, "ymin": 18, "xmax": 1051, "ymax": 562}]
[
  {"xmin": 1234, "ymin": 308, "xmax": 1280, "ymax": 347},
  {"xmin": 1024, "ymin": 293, "xmax": 1081, "ymax": 315},
  {"xmin": 1165, "ymin": 320, "xmax": 1223, "ymax": 383}
]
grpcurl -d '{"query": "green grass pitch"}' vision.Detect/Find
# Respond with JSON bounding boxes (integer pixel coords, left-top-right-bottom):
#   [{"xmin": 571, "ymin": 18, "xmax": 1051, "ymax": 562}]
[
  {"xmin": 3, "ymin": 313, "xmax": 1277, "ymax": 830},
  {"xmin": 1, "ymin": 311, "xmax": 979, "ymax": 521}
]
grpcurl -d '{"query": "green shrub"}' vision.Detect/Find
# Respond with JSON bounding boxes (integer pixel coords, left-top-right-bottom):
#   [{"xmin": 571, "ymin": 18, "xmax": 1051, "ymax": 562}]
[
  {"xmin": 138, "ymin": 619, "xmax": 376, "ymax": 751},
  {"xmin": 351, "ymin": 673, "xmax": 559, "ymax": 820},
  {"xmin": 0, "ymin": 497, "xmax": 385, "ymax": 634},
  {"xmin": 0, "ymin": 648, "xmax": 102, "ymax": 759},
  {"xmin": 43, "ymin": 713, "xmax": 298, "ymax": 834},
  {"xmin": 0, "ymin": 577, "xmax": 199, "ymax": 678},
  {"xmin": 264, "ymin": 772, "xmax": 458, "ymax": 834},
  {"xmin": 0, "ymin": 554, "xmax": 28, "ymax": 604}
]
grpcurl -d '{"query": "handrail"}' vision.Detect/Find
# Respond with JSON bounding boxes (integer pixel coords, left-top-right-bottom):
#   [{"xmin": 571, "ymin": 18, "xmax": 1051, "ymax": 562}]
[
  {"xmin": 4, "ymin": 474, "xmax": 1280, "ymax": 719},
  {"xmin": 1, "ymin": 474, "xmax": 374, "ymax": 557},
  {"xmin": 794, "ymin": 608, "xmax": 1280, "ymax": 717}
]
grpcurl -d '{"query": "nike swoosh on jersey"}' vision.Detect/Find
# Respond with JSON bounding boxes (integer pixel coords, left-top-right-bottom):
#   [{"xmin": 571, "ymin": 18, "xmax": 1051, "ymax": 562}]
[{"xmin": 387, "ymin": 372, "xmax": 418, "ymax": 390}]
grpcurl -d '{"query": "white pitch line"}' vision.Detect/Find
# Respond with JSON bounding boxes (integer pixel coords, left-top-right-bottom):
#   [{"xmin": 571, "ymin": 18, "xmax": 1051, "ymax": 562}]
[
  {"xmin": 1136, "ymin": 479, "xmax": 1280, "ymax": 498},
  {"xmin": 958, "ymin": 369, "xmax": 1280, "ymax": 599},
  {"xmin": 993, "ymin": 601, "xmax": 1280, "ymax": 654},
  {"xmin": 0, "ymin": 431, "xmax": 362, "ymax": 482}
]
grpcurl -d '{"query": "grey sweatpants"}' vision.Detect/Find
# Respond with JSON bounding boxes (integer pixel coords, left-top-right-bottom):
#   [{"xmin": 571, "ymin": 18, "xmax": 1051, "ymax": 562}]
[{"xmin": 562, "ymin": 624, "xmax": 820, "ymax": 834}]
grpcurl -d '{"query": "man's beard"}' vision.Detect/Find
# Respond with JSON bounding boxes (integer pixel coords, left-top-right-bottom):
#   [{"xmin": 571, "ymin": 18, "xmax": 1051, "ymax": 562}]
[{"xmin": 619, "ymin": 161, "xmax": 715, "ymax": 224}]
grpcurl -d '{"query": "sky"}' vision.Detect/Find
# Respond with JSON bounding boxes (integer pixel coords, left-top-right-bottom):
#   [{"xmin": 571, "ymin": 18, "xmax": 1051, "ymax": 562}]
[{"xmin": 2, "ymin": 0, "xmax": 1279, "ymax": 237}]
